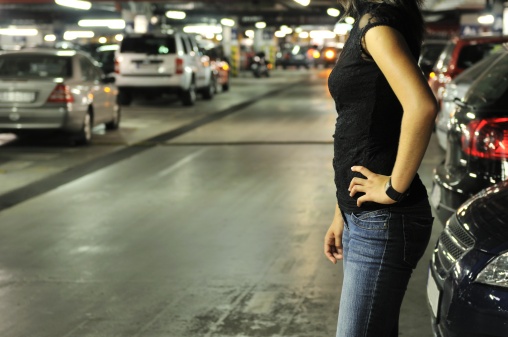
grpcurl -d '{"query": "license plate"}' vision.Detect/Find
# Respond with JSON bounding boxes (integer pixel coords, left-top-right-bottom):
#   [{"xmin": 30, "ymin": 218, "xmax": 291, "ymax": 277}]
[
  {"xmin": 430, "ymin": 183, "xmax": 441, "ymax": 209},
  {"xmin": 0, "ymin": 91, "xmax": 35, "ymax": 103},
  {"xmin": 427, "ymin": 270, "xmax": 440, "ymax": 318}
]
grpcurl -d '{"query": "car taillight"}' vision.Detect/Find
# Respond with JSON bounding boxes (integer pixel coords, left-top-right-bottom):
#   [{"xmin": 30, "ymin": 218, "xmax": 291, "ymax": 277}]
[
  {"xmin": 176, "ymin": 58, "xmax": 184, "ymax": 74},
  {"xmin": 47, "ymin": 84, "xmax": 74, "ymax": 103},
  {"xmin": 114, "ymin": 58, "xmax": 120, "ymax": 74},
  {"xmin": 462, "ymin": 118, "xmax": 508, "ymax": 160}
]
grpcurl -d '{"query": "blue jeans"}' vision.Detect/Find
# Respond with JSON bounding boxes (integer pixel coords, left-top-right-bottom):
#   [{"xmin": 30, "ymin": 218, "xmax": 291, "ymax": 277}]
[{"xmin": 336, "ymin": 201, "xmax": 433, "ymax": 337}]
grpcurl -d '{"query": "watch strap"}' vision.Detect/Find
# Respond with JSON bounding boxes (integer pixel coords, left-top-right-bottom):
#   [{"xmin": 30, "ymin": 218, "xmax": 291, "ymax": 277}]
[{"xmin": 385, "ymin": 177, "xmax": 407, "ymax": 202}]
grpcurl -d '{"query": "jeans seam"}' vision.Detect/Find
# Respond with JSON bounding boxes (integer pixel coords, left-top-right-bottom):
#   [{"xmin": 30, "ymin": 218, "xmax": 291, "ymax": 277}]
[{"xmin": 364, "ymin": 212, "xmax": 390, "ymax": 337}]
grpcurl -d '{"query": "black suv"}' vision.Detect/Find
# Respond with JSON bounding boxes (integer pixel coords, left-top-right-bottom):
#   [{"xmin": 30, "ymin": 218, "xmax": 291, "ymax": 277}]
[{"xmin": 431, "ymin": 51, "xmax": 508, "ymax": 224}]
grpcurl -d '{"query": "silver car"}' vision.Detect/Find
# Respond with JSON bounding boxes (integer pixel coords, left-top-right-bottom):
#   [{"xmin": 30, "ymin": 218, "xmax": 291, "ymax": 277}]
[{"xmin": 0, "ymin": 49, "xmax": 120, "ymax": 145}]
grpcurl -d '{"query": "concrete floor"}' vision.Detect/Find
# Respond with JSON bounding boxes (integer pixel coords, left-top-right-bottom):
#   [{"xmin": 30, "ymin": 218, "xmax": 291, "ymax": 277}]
[{"xmin": 0, "ymin": 69, "xmax": 444, "ymax": 336}]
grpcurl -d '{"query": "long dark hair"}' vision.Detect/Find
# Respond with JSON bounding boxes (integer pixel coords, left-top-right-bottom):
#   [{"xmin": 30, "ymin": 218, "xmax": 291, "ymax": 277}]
[{"xmin": 337, "ymin": 0, "xmax": 425, "ymax": 45}]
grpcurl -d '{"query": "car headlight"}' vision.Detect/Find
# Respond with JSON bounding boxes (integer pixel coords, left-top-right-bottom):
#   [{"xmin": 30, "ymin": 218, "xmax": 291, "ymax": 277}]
[{"xmin": 475, "ymin": 252, "xmax": 508, "ymax": 288}]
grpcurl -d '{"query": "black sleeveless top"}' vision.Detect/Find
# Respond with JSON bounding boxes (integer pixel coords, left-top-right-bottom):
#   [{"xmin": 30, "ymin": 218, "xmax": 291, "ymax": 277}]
[{"xmin": 328, "ymin": 3, "xmax": 428, "ymax": 213}]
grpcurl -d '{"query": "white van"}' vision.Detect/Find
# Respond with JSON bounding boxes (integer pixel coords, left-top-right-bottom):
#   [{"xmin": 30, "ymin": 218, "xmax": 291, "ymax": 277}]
[{"xmin": 115, "ymin": 32, "xmax": 215, "ymax": 106}]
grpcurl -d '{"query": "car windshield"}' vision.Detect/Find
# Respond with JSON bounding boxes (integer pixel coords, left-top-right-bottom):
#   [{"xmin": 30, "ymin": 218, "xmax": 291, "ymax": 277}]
[
  {"xmin": 420, "ymin": 42, "xmax": 446, "ymax": 64},
  {"xmin": 456, "ymin": 42, "xmax": 507, "ymax": 69},
  {"xmin": 0, "ymin": 54, "xmax": 72, "ymax": 79},
  {"xmin": 453, "ymin": 52, "xmax": 503, "ymax": 85},
  {"xmin": 467, "ymin": 53, "xmax": 508, "ymax": 107},
  {"xmin": 121, "ymin": 36, "xmax": 177, "ymax": 54}
]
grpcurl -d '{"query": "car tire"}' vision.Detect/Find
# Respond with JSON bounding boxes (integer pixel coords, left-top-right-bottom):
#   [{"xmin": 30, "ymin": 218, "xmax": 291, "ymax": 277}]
[
  {"xmin": 222, "ymin": 81, "xmax": 229, "ymax": 92},
  {"xmin": 181, "ymin": 79, "xmax": 197, "ymax": 106},
  {"xmin": 117, "ymin": 89, "xmax": 132, "ymax": 106},
  {"xmin": 202, "ymin": 76, "xmax": 215, "ymax": 100},
  {"xmin": 105, "ymin": 104, "xmax": 121, "ymax": 130},
  {"xmin": 73, "ymin": 110, "xmax": 93, "ymax": 146}
]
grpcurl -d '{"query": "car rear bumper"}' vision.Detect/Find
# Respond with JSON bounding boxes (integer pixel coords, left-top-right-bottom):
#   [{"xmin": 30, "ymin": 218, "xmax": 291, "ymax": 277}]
[
  {"xmin": 0, "ymin": 107, "xmax": 85, "ymax": 132},
  {"xmin": 115, "ymin": 74, "xmax": 186, "ymax": 89}
]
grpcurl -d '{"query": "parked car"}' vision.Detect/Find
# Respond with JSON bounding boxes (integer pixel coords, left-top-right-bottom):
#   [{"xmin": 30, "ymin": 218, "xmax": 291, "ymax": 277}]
[
  {"xmin": 0, "ymin": 49, "xmax": 119, "ymax": 145},
  {"xmin": 316, "ymin": 46, "xmax": 340, "ymax": 68},
  {"xmin": 201, "ymin": 45, "xmax": 230, "ymax": 92},
  {"xmin": 431, "ymin": 51, "xmax": 508, "ymax": 224},
  {"xmin": 115, "ymin": 32, "xmax": 214, "ymax": 106},
  {"xmin": 436, "ymin": 52, "xmax": 504, "ymax": 150},
  {"xmin": 427, "ymin": 180, "xmax": 508, "ymax": 337},
  {"xmin": 94, "ymin": 44, "xmax": 118, "ymax": 76},
  {"xmin": 276, "ymin": 45, "xmax": 315, "ymax": 69},
  {"xmin": 419, "ymin": 39, "xmax": 447, "ymax": 78},
  {"xmin": 428, "ymin": 35, "xmax": 508, "ymax": 103}
]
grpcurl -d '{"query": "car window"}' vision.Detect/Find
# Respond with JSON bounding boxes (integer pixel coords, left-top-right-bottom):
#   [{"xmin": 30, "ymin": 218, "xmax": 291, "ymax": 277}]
[
  {"xmin": 457, "ymin": 43, "xmax": 506, "ymax": 69},
  {"xmin": 434, "ymin": 41, "xmax": 455, "ymax": 72},
  {"xmin": 0, "ymin": 54, "xmax": 72, "ymax": 78},
  {"xmin": 121, "ymin": 36, "xmax": 177, "ymax": 54},
  {"xmin": 453, "ymin": 52, "xmax": 503, "ymax": 85},
  {"xmin": 180, "ymin": 36, "xmax": 189, "ymax": 54},
  {"xmin": 79, "ymin": 57, "xmax": 101, "ymax": 82},
  {"xmin": 419, "ymin": 42, "xmax": 446, "ymax": 65},
  {"xmin": 467, "ymin": 53, "xmax": 508, "ymax": 106}
]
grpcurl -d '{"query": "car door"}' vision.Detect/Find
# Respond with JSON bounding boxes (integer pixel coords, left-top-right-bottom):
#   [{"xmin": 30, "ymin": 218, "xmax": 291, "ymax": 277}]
[
  {"xmin": 189, "ymin": 36, "xmax": 210, "ymax": 88},
  {"xmin": 79, "ymin": 56, "xmax": 108, "ymax": 124}
]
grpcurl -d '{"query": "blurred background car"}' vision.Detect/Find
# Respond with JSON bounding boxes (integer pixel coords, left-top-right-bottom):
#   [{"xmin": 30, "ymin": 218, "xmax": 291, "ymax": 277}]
[
  {"xmin": 427, "ymin": 180, "xmax": 508, "ymax": 337},
  {"xmin": 316, "ymin": 46, "xmax": 341, "ymax": 68},
  {"xmin": 428, "ymin": 35, "xmax": 508, "ymax": 104},
  {"xmin": 0, "ymin": 49, "xmax": 119, "ymax": 145},
  {"xmin": 419, "ymin": 39, "xmax": 447, "ymax": 78},
  {"xmin": 276, "ymin": 45, "xmax": 315, "ymax": 69},
  {"xmin": 435, "ymin": 51, "xmax": 503, "ymax": 150},
  {"xmin": 201, "ymin": 45, "xmax": 230, "ymax": 92},
  {"xmin": 431, "ymin": 50, "xmax": 508, "ymax": 224},
  {"xmin": 94, "ymin": 44, "xmax": 118, "ymax": 76}
]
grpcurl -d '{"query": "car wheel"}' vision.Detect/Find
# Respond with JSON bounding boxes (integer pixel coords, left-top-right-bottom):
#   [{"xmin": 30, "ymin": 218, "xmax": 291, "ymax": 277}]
[
  {"xmin": 105, "ymin": 104, "xmax": 121, "ymax": 130},
  {"xmin": 202, "ymin": 77, "xmax": 215, "ymax": 100},
  {"xmin": 181, "ymin": 80, "xmax": 197, "ymax": 106},
  {"xmin": 222, "ymin": 81, "xmax": 229, "ymax": 92},
  {"xmin": 117, "ymin": 89, "xmax": 132, "ymax": 106},
  {"xmin": 74, "ymin": 110, "xmax": 93, "ymax": 146}
]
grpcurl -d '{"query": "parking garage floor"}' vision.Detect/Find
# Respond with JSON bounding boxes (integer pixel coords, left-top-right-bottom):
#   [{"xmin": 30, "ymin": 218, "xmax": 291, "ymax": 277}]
[{"xmin": 0, "ymin": 69, "xmax": 443, "ymax": 337}]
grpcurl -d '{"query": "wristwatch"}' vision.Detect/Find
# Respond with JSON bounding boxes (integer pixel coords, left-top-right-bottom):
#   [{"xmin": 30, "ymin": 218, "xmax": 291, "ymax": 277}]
[{"xmin": 385, "ymin": 177, "xmax": 408, "ymax": 202}]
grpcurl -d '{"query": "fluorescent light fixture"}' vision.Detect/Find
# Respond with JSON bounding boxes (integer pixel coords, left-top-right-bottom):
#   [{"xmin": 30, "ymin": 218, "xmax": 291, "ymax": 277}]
[
  {"xmin": 166, "ymin": 11, "xmax": 186, "ymax": 20},
  {"xmin": 245, "ymin": 30, "xmax": 255, "ymax": 38},
  {"xmin": 56, "ymin": 50, "xmax": 76, "ymax": 56},
  {"xmin": 255, "ymin": 22, "xmax": 267, "ymax": 29},
  {"xmin": 98, "ymin": 37, "xmax": 107, "ymax": 44},
  {"xmin": 205, "ymin": 32, "xmax": 215, "ymax": 39},
  {"xmin": 221, "ymin": 18, "xmax": 235, "ymax": 27},
  {"xmin": 294, "ymin": 0, "xmax": 310, "ymax": 6},
  {"xmin": 78, "ymin": 19, "xmax": 125, "ymax": 29},
  {"xmin": 478, "ymin": 14, "xmax": 494, "ymax": 25},
  {"xmin": 0, "ymin": 28, "xmax": 38, "ymax": 36},
  {"xmin": 299, "ymin": 31, "xmax": 309, "ymax": 38},
  {"xmin": 44, "ymin": 34, "xmax": 56, "ymax": 41},
  {"xmin": 344, "ymin": 16, "xmax": 355, "ymax": 24},
  {"xmin": 310, "ymin": 30, "xmax": 336, "ymax": 39},
  {"xmin": 274, "ymin": 31, "xmax": 286, "ymax": 38},
  {"xmin": 334, "ymin": 23, "xmax": 352, "ymax": 35},
  {"xmin": 281, "ymin": 25, "xmax": 293, "ymax": 34},
  {"xmin": 115, "ymin": 34, "xmax": 124, "ymax": 42},
  {"xmin": 327, "ymin": 8, "xmax": 340, "ymax": 17},
  {"xmin": 97, "ymin": 45, "xmax": 118, "ymax": 52},
  {"xmin": 216, "ymin": 35, "xmax": 223, "ymax": 41},
  {"xmin": 183, "ymin": 25, "xmax": 222, "ymax": 35},
  {"xmin": 55, "ymin": 0, "xmax": 91, "ymax": 10},
  {"xmin": 63, "ymin": 30, "xmax": 94, "ymax": 40}
]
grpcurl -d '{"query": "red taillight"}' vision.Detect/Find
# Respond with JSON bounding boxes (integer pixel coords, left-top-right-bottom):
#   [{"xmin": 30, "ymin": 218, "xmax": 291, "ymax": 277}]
[
  {"xmin": 462, "ymin": 118, "xmax": 508, "ymax": 160},
  {"xmin": 114, "ymin": 58, "xmax": 120, "ymax": 74},
  {"xmin": 47, "ymin": 84, "xmax": 74, "ymax": 103},
  {"xmin": 176, "ymin": 58, "xmax": 184, "ymax": 74}
]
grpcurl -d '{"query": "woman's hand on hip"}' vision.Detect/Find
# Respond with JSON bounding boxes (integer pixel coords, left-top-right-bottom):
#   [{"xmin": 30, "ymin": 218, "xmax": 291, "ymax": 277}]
[
  {"xmin": 349, "ymin": 166, "xmax": 396, "ymax": 207},
  {"xmin": 324, "ymin": 218, "xmax": 344, "ymax": 264}
]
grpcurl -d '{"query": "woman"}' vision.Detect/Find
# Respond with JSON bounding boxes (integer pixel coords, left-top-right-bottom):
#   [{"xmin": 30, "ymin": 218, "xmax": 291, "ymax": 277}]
[{"xmin": 323, "ymin": 1, "xmax": 438, "ymax": 336}]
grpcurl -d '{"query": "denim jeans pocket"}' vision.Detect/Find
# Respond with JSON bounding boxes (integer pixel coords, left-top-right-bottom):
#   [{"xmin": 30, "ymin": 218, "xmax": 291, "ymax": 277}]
[
  {"xmin": 350, "ymin": 209, "xmax": 390, "ymax": 230},
  {"xmin": 402, "ymin": 215, "xmax": 434, "ymax": 268}
]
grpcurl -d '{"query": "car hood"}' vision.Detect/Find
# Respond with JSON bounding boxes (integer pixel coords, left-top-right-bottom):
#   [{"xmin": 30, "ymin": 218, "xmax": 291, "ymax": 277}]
[{"xmin": 456, "ymin": 180, "xmax": 508, "ymax": 253}]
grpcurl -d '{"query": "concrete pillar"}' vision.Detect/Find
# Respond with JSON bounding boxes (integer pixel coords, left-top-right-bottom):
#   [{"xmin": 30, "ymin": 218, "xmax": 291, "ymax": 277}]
[
  {"xmin": 254, "ymin": 28, "xmax": 263, "ymax": 51},
  {"xmin": 492, "ymin": 0, "xmax": 504, "ymax": 34},
  {"xmin": 222, "ymin": 24, "xmax": 241, "ymax": 77}
]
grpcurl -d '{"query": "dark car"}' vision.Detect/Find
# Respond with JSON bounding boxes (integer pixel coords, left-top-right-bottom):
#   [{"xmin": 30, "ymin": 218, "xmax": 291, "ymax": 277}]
[
  {"xmin": 276, "ymin": 45, "xmax": 315, "ymax": 69},
  {"xmin": 427, "ymin": 180, "xmax": 508, "ymax": 337},
  {"xmin": 428, "ymin": 35, "xmax": 508, "ymax": 103},
  {"xmin": 317, "ymin": 46, "xmax": 341, "ymax": 68},
  {"xmin": 419, "ymin": 39, "xmax": 447, "ymax": 78},
  {"xmin": 431, "ymin": 51, "xmax": 508, "ymax": 224},
  {"xmin": 94, "ymin": 44, "xmax": 118, "ymax": 75}
]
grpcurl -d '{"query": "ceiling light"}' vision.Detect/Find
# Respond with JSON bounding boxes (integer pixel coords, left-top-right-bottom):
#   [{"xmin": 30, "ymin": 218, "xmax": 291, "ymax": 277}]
[
  {"xmin": 55, "ymin": 0, "xmax": 91, "ymax": 10},
  {"xmin": 0, "ymin": 28, "xmax": 38, "ymax": 36},
  {"xmin": 334, "ymin": 23, "xmax": 352, "ymax": 35},
  {"xmin": 327, "ymin": 8, "xmax": 341, "ymax": 17},
  {"xmin": 221, "ymin": 18, "xmax": 235, "ymax": 27},
  {"xmin": 78, "ymin": 19, "xmax": 125, "ymax": 29},
  {"xmin": 44, "ymin": 34, "xmax": 56, "ymax": 42},
  {"xmin": 166, "ymin": 11, "xmax": 186, "ymax": 20},
  {"xmin": 310, "ymin": 30, "xmax": 336, "ymax": 39},
  {"xmin": 294, "ymin": 0, "xmax": 310, "ymax": 6},
  {"xmin": 216, "ymin": 35, "xmax": 223, "ymax": 41},
  {"xmin": 183, "ymin": 25, "xmax": 222, "ymax": 35},
  {"xmin": 245, "ymin": 30, "xmax": 255, "ymax": 38},
  {"xmin": 344, "ymin": 17, "xmax": 355, "ymax": 24},
  {"xmin": 299, "ymin": 32, "xmax": 309, "ymax": 38},
  {"xmin": 63, "ymin": 30, "xmax": 94, "ymax": 40},
  {"xmin": 115, "ymin": 34, "xmax": 123, "ymax": 42},
  {"xmin": 255, "ymin": 22, "xmax": 267, "ymax": 29},
  {"xmin": 274, "ymin": 31, "xmax": 286, "ymax": 38},
  {"xmin": 478, "ymin": 14, "xmax": 494, "ymax": 25},
  {"xmin": 98, "ymin": 37, "xmax": 107, "ymax": 44}
]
